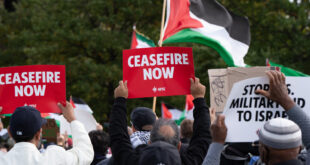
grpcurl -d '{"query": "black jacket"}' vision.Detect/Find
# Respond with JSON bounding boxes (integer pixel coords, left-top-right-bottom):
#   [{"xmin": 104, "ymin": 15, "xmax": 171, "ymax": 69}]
[{"xmin": 109, "ymin": 97, "xmax": 212, "ymax": 165}]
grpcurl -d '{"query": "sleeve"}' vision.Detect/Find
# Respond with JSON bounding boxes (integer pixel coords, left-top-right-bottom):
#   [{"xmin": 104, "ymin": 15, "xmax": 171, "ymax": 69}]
[
  {"xmin": 202, "ymin": 143, "xmax": 224, "ymax": 165},
  {"xmin": 181, "ymin": 98, "xmax": 212, "ymax": 165},
  {"xmin": 109, "ymin": 97, "xmax": 139, "ymax": 165},
  {"xmin": 286, "ymin": 105, "xmax": 310, "ymax": 164},
  {"xmin": 44, "ymin": 120, "xmax": 94, "ymax": 165}
]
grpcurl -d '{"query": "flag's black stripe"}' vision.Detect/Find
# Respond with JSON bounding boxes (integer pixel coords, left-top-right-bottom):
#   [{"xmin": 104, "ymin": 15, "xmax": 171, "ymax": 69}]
[
  {"xmin": 189, "ymin": 0, "xmax": 250, "ymax": 45},
  {"xmin": 72, "ymin": 97, "xmax": 87, "ymax": 105},
  {"xmin": 163, "ymin": 103, "xmax": 183, "ymax": 112}
]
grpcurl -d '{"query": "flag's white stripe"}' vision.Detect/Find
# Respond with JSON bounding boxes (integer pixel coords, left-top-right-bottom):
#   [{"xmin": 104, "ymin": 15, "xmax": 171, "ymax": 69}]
[
  {"xmin": 162, "ymin": 0, "xmax": 171, "ymax": 39},
  {"xmin": 136, "ymin": 39, "xmax": 153, "ymax": 48},
  {"xmin": 169, "ymin": 109, "xmax": 183, "ymax": 120},
  {"xmin": 75, "ymin": 103, "xmax": 93, "ymax": 113},
  {"xmin": 189, "ymin": 12, "xmax": 249, "ymax": 66}
]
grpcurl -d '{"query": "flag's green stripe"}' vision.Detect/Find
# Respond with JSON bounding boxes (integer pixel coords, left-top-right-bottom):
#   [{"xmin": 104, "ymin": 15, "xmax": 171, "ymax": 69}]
[
  {"xmin": 174, "ymin": 110, "xmax": 186, "ymax": 125},
  {"xmin": 269, "ymin": 61, "xmax": 309, "ymax": 77},
  {"xmin": 136, "ymin": 32, "xmax": 156, "ymax": 47},
  {"xmin": 45, "ymin": 116, "xmax": 61, "ymax": 127},
  {"xmin": 163, "ymin": 29, "xmax": 236, "ymax": 67}
]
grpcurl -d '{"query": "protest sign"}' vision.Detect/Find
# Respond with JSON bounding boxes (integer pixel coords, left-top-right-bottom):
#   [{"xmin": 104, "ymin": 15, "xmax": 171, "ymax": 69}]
[
  {"xmin": 0, "ymin": 65, "xmax": 66, "ymax": 114},
  {"xmin": 42, "ymin": 119, "xmax": 59, "ymax": 144},
  {"xmin": 60, "ymin": 107, "xmax": 97, "ymax": 135},
  {"xmin": 208, "ymin": 66, "xmax": 278, "ymax": 112},
  {"xmin": 123, "ymin": 47, "xmax": 195, "ymax": 98},
  {"xmin": 224, "ymin": 76, "xmax": 310, "ymax": 142}
]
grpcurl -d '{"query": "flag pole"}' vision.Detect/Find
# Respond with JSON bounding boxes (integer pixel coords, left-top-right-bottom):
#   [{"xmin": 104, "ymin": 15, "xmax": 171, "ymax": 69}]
[{"xmin": 152, "ymin": 0, "xmax": 167, "ymax": 113}]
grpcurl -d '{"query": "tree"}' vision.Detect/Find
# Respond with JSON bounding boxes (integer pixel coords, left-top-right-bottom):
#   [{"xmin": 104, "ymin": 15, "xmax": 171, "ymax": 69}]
[{"xmin": 0, "ymin": 0, "xmax": 309, "ymax": 123}]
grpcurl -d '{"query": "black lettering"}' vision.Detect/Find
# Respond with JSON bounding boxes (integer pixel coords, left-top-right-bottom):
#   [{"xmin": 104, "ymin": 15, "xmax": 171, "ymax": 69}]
[
  {"xmin": 267, "ymin": 99, "xmax": 274, "ymax": 108},
  {"xmin": 254, "ymin": 84, "xmax": 263, "ymax": 92},
  {"xmin": 274, "ymin": 111, "xmax": 281, "ymax": 118},
  {"xmin": 242, "ymin": 85, "xmax": 249, "ymax": 95},
  {"xmin": 237, "ymin": 111, "xmax": 243, "ymax": 121},
  {"xmin": 259, "ymin": 111, "xmax": 265, "ymax": 121},
  {"xmin": 230, "ymin": 98, "xmax": 240, "ymax": 109},
  {"xmin": 243, "ymin": 98, "xmax": 248, "ymax": 108},
  {"xmin": 282, "ymin": 111, "xmax": 288, "ymax": 118},
  {"xmin": 249, "ymin": 84, "xmax": 256, "ymax": 95},
  {"xmin": 259, "ymin": 98, "xmax": 266, "ymax": 108},
  {"xmin": 297, "ymin": 98, "xmax": 305, "ymax": 108},
  {"xmin": 263, "ymin": 84, "xmax": 269, "ymax": 91},
  {"xmin": 253, "ymin": 97, "xmax": 260, "ymax": 108},
  {"xmin": 287, "ymin": 84, "xmax": 291, "ymax": 95},
  {"xmin": 266, "ymin": 111, "xmax": 273, "ymax": 121},
  {"xmin": 244, "ymin": 111, "xmax": 252, "ymax": 121}
]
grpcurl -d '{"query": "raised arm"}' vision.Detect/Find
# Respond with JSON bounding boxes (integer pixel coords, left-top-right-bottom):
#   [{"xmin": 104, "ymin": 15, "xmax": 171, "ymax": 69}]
[
  {"xmin": 51, "ymin": 101, "xmax": 94, "ymax": 165},
  {"xmin": 202, "ymin": 115, "xmax": 227, "ymax": 165},
  {"xmin": 182, "ymin": 78, "xmax": 212, "ymax": 165},
  {"xmin": 256, "ymin": 71, "xmax": 310, "ymax": 163},
  {"xmin": 109, "ymin": 81, "xmax": 138, "ymax": 164}
]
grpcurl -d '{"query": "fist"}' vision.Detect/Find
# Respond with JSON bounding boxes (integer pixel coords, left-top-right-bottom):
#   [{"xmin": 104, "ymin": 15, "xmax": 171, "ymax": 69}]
[
  {"xmin": 114, "ymin": 81, "xmax": 128, "ymax": 98},
  {"xmin": 190, "ymin": 77, "xmax": 206, "ymax": 99}
]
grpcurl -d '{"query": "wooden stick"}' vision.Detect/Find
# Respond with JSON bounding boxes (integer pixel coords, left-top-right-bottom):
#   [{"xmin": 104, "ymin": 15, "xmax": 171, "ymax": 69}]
[
  {"xmin": 152, "ymin": 96, "xmax": 157, "ymax": 112},
  {"xmin": 158, "ymin": 0, "xmax": 167, "ymax": 47},
  {"xmin": 152, "ymin": 0, "xmax": 167, "ymax": 113}
]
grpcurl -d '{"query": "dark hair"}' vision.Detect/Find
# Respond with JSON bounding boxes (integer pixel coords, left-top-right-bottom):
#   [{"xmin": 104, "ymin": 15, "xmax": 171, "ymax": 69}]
[
  {"xmin": 180, "ymin": 119, "xmax": 193, "ymax": 139},
  {"xmin": 150, "ymin": 118, "xmax": 180, "ymax": 147},
  {"xmin": 88, "ymin": 130, "xmax": 109, "ymax": 155}
]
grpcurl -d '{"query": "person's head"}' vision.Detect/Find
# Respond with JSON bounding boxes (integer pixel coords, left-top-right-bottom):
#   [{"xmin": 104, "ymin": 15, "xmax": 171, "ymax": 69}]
[
  {"xmin": 8, "ymin": 106, "xmax": 46, "ymax": 147},
  {"xmin": 139, "ymin": 141, "xmax": 181, "ymax": 165},
  {"xmin": 258, "ymin": 118, "xmax": 302, "ymax": 164},
  {"xmin": 88, "ymin": 130, "xmax": 109, "ymax": 156},
  {"xmin": 150, "ymin": 118, "xmax": 180, "ymax": 148},
  {"xmin": 131, "ymin": 107, "xmax": 156, "ymax": 132},
  {"xmin": 180, "ymin": 119, "xmax": 193, "ymax": 140}
]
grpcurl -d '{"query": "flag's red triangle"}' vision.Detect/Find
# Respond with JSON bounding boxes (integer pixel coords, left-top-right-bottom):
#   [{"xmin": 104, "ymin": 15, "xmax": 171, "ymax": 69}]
[
  {"xmin": 163, "ymin": 0, "xmax": 202, "ymax": 40},
  {"xmin": 185, "ymin": 94, "xmax": 194, "ymax": 111},
  {"xmin": 130, "ymin": 29, "xmax": 138, "ymax": 49},
  {"xmin": 70, "ymin": 97, "xmax": 76, "ymax": 109},
  {"xmin": 161, "ymin": 102, "xmax": 172, "ymax": 119}
]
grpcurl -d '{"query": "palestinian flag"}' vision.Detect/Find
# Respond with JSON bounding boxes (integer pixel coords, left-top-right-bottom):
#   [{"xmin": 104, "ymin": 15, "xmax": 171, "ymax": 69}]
[
  {"xmin": 131, "ymin": 26, "xmax": 156, "ymax": 49},
  {"xmin": 161, "ymin": 102, "xmax": 185, "ymax": 125},
  {"xmin": 185, "ymin": 95, "xmax": 194, "ymax": 120},
  {"xmin": 162, "ymin": 0, "xmax": 251, "ymax": 67},
  {"xmin": 71, "ymin": 97, "xmax": 93, "ymax": 113},
  {"xmin": 266, "ymin": 59, "xmax": 309, "ymax": 77}
]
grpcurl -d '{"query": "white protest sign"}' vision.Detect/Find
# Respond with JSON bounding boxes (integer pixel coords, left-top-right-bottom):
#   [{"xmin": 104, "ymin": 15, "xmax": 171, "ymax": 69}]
[
  {"xmin": 60, "ymin": 108, "xmax": 97, "ymax": 135},
  {"xmin": 224, "ymin": 76, "xmax": 310, "ymax": 142}
]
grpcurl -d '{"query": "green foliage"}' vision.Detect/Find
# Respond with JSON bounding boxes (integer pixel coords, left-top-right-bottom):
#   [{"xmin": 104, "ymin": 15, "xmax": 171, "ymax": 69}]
[{"xmin": 0, "ymin": 0, "xmax": 309, "ymax": 123}]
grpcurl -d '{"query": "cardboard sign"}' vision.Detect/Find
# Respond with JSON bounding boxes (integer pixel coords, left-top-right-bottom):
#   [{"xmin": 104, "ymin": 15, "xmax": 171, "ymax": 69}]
[
  {"xmin": 208, "ymin": 66, "xmax": 279, "ymax": 112},
  {"xmin": 0, "ymin": 65, "xmax": 66, "ymax": 114},
  {"xmin": 224, "ymin": 76, "xmax": 310, "ymax": 142},
  {"xmin": 123, "ymin": 47, "xmax": 195, "ymax": 98},
  {"xmin": 42, "ymin": 119, "xmax": 59, "ymax": 144}
]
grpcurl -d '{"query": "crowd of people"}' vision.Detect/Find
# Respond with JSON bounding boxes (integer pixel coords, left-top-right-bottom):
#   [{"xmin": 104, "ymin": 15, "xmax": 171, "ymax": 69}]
[{"xmin": 0, "ymin": 70, "xmax": 309, "ymax": 165}]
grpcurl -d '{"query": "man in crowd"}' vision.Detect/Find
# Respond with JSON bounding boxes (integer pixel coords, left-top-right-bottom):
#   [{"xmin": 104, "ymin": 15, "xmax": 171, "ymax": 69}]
[
  {"xmin": 89, "ymin": 130, "xmax": 109, "ymax": 165},
  {"xmin": 255, "ymin": 70, "xmax": 310, "ymax": 164},
  {"xmin": 109, "ymin": 77, "xmax": 212, "ymax": 165},
  {"xmin": 0, "ymin": 102, "xmax": 94, "ymax": 165},
  {"xmin": 180, "ymin": 119, "xmax": 193, "ymax": 144},
  {"xmin": 130, "ymin": 107, "xmax": 156, "ymax": 148},
  {"xmin": 201, "ymin": 70, "xmax": 310, "ymax": 165}
]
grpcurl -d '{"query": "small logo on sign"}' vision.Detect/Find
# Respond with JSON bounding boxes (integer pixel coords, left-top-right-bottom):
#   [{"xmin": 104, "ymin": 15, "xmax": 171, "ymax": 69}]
[{"xmin": 152, "ymin": 86, "xmax": 157, "ymax": 93}]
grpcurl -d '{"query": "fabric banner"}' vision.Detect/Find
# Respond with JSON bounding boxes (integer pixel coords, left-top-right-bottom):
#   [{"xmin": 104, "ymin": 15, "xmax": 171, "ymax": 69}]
[
  {"xmin": 224, "ymin": 76, "xmax": 310, "ymax": 142},
  {"xmin": 0, "ymin": 65, "xmax": 66, "ymax": 114},
  {"xmin": 123, "ymin": 47, "xmax": 195, "ymax": 98}
]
